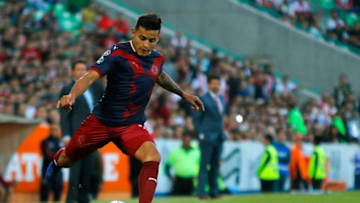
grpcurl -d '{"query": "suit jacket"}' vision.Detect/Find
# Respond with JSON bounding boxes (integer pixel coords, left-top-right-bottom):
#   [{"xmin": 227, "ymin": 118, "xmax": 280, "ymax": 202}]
[
  {"xmin": 59, "ymin": 80, "xmax": 104, "ymax": 137},
  {"xmin": 193, "ymin": 92, "xmax": 226, "ymax": 142}
]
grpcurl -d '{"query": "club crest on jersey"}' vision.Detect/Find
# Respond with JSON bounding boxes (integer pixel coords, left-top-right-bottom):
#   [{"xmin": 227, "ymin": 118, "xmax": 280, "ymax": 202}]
[
  {"xmin": 96, "ymin": 56, "xmax": 104, "ymax": 64},
  {"xmin": 96, "ymin": 50, "xmax": 111, "ymax": 64},
  {"xmin": 150, "ymin": 64, "xmax": 159, "ymax": 75}
]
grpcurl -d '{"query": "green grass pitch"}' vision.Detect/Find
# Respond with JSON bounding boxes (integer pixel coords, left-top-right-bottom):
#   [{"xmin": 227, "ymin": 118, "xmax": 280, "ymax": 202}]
[{"xmin": 92, "ymin": 191, "xmax": 360, "ymax": 203}]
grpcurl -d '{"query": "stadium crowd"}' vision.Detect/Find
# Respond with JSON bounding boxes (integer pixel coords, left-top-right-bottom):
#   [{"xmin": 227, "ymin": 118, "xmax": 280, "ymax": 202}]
[
  {"xmin": 252, "ymin": 0, "xmax": 360, "ymax": 50},
  {"xmin": 0, "ymin": 0, "xmax": 359, "ymax": 145}
]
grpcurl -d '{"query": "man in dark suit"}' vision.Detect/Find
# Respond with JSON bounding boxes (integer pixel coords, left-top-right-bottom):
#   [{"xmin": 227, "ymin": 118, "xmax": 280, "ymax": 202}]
[
  {"xmin": 59, "ymin": 60, "xmax": 104, "ymax": 203},
  {"xmin": 193, "ymin": 75, "xmax": 226, "ymax": 200}
]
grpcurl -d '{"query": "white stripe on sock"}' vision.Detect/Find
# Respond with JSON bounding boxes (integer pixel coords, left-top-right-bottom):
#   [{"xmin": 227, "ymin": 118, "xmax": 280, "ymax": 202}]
[{"xmin": 148, "ymin": 177, "xmax": 157, "ymax": 183}]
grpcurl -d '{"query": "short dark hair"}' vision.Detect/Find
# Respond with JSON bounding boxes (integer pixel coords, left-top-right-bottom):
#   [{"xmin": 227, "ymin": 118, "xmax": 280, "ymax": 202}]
[
  {"xmin": 207, "ymin": 74, "xmax": 220, "ymax": 84},
  {"xmin": 71, "ymin": 60, "xmax": 87, "ymax": 70},
  {"xmin": 313, "ymin": 136, "xmax": 322, "ymax": 145},
  {"xmin": 265, "ymin": 134, "xmax": 274, "ymax": 143},
  {"xmin": 135, "ymin": 13, "xmax": 162, "ymax": 31},
  {"xmin": 183, "ymin": 129, "xmax": 196, "ymax": 138}
]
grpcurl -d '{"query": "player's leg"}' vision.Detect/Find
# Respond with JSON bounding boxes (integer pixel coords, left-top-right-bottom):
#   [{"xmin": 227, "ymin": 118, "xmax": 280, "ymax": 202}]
[
  {"xmin": 45, "ymin": 114, "xmax": 110, "ymax": 182},
  {"xmin": 112, "ymin": 124, "xmax": 159, "ymax": 203},
  {"xmin": 198, "ymin": 140, "xmax": 214, "ymax": 198},
  {"xmin": 135, "ymin": 141, "xmax": 160, "ymax": 203}
]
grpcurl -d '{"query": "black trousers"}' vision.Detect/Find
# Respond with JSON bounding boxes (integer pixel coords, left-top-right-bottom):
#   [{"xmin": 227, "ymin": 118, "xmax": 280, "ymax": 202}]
[
  {"xmin": 66, "ymin": 154, "xmax": 93, "ymax": 203},
  {"xmin": 311, "ymin": 179, "xmax": 323, "ymax": 190},
  {"xmin": 172, "ymin": 177, "xmax": 194, "ymax": 195},
  {"xmin": 277, "ymin": 174, "xmax": 287, "ymax": 192},
  {"xmin": 355, "ymin": 174, "xmax": 360, "ymax": 189},
  {"xmin": 292, "ymin": 177, "xmax": 308, "ymax": 190},
  {"xmin": 260, "ymin": 180, "xmax": 276, "ymax": 192}
]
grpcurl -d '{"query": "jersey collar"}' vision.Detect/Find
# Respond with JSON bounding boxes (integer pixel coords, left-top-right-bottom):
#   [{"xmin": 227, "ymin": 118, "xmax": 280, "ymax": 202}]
[{"xmin": 129, "ymin": 40, "xmax": 136, "ymax": 53}]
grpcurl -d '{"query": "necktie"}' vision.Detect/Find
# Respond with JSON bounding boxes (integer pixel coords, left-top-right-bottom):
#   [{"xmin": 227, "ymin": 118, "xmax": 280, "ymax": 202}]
[{"xmin": 214, "ymin": 95, "xmax": 222, "ymax": 114}]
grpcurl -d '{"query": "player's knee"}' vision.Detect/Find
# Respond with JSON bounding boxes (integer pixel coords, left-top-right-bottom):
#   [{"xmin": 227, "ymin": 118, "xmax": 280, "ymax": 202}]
[{"xmin": 143, "ymin": 149, "xmax": 161, "ymax": 163}]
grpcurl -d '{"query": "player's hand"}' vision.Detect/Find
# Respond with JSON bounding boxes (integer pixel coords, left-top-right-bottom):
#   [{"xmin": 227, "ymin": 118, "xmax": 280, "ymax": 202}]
[
  {"xmin": 56, "ymin": 94, "xmax": 75, "ymax": 111},
  {"xmin": 182, "ymin": 92, "xmax": 205, "ymax": 111}
]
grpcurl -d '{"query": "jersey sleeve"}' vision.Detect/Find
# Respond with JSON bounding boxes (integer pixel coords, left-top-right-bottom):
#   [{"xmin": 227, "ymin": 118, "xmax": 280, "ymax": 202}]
[
  {"xmin": 159, "ymin": 55, "xmax": 164, "ymax": 74},
  {"xmin": 90, "ymin": 48, "xmax": 117, "ymax": 77}
]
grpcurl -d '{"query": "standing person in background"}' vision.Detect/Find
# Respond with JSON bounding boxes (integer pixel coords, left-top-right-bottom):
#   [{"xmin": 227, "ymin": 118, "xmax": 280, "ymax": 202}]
[
  {"xmin": 193, "ymin": 75, "xmax": 226, "ymax": 200},
  {"xmin": 354, "ymin": 151, "xmax": 360, "ymax": 189},
  {"xmin": 59, "ymin": 60, "xmax": 104, "ymax": 203},
  {"xmin": 165, "ymin": 131, "xmax": 200, "ymax": 196},
  {"xmin": 274, "ymin": 129, "xmax": 290, "ymax": 192},
  {"xmin": 40, "ymin": 122, "xmax": 63, "ymax": 202},
  {"xmin": 290, "ymin": 134, "xmax": 309, "ymax": 191},
  {"xmin": 129, "ymin": 157, "xmax": 142, "ymax": 198},
  {"xmin": 333, "ymin": 73, "xmax": 352, "ymax": 108},
  {"xmin": 0, "ymin": 170, "xmax": 16, "ymax": 203},
  {"xmin": 89, "ymin": 151, "xmax": 104, "ymax": 199},
  {"xmin": 309, "ymin": 136, "xmax": 326, "ymax": 190},
  {"xmin": 257, "ymin": 134, "xmax": 280, "ymax": 192}
]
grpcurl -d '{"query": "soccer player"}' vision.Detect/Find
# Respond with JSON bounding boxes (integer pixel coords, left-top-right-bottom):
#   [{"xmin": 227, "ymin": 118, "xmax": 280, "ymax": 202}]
[{"xmin": 45, "ymin": 13, "xmax": 204, "ymax": 203}]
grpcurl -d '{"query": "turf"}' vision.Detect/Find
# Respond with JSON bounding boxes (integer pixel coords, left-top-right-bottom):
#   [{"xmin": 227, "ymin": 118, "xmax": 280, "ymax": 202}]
[{"xmin": 94, "ymin": 191, "xmax": 360, "ymax": 203}]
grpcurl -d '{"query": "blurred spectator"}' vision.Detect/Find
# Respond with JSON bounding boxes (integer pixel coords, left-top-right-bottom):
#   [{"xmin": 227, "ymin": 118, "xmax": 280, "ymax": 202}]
[
  {"xmin": 0, "ymin": 169, "xmax": 16, "ymax": 203},
  {"xmin": 20, "ymin": 42, "xmax": 42, "ymax": 62},
  {"xmin": 151, "ymin": 93, "xmax": 171, "ymax": 125},
  {"xmin": 336, "ymin": 0, "xmax": 353, "ymax": 10},
  {"xmin": 274, "ymin": 129, "xmax": 290, "ymax": 192},
  {"xmin": 309, "ymin": 14, "xmax": 323, "ymax": 39},
  {"xmin": 165, "ymin": 131, "xmax": 200, "ymax": 195},
  {"xmin": 334, "ymin": 73, "xmax": 352, "ymax": 108},
  {"xmin": 354, "ymin": 151, "xmax": 360, "ymax": 189},
  {"xmin": 113, "ymin": 13, "xmax": 130, "ymax": 38},
  {"xmin": 276, "ymin": 75, "xmax": 296, "ymax": 95},
  {"xmin": 289, "ymin": 134, "xmax": 309, "ymax": 191},
  {"xmin": 291, "ymin": 0, "xmax": 311, "ymax": 19},
  {"xmin": 349, "ymin": 22, "xmax": 360, "ymax": 47},
  {"xmin": 81, "ymin": 2, "xmax": 99, "ymax": 25},
  {"xmin": 97, "ymin": 8, "xmax": 113, "ymax": 31},
  {"xmin": 327, "ymin": 10, "xmax": 347, "ymax": 41},
  {"xmin": 326, "ymin": 124, "xmax": 347, "ymax": 142},
  {"xmin": 171, "ymin": 31, "xmax": 188, "ymax": 49},
  {"xmin": 257, "ymin": 134, "xmax": 280, "ymax": 192},
  {"xmin": 40, "ymin": 122, "xmax": 63, "ymax": 202},
  {"xmin": 308, "ymin": 136, "xmax": 326, "ymax": 190},
  {"xmin": 191, "ymin": 61, "xmax": 208, "ymax": 95},
  {"xmin": 288, "ymin": 100, "xmax": 308, "ymax": 135}
]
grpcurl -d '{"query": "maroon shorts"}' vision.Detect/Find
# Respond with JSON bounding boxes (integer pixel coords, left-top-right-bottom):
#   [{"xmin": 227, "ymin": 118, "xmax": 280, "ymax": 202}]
[{"xmin": 65, "ymin": 114, "xmax": 154, "ymax": 161}]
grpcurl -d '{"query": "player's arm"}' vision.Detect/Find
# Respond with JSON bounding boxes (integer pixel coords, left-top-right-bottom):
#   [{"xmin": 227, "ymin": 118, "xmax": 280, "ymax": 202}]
[
  {"xmin": 156, "ymin": 71, "xmax": 205, "ymax": 111},
  {"xmin": 56, "ymin": 70, "xmax": 100, "ymax": 111}
]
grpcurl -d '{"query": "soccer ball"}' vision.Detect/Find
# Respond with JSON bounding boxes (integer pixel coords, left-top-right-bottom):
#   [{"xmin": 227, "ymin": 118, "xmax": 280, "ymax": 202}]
[{"xmin": 110, "ymin": 201, "xmax": 125, "ymax": 203}]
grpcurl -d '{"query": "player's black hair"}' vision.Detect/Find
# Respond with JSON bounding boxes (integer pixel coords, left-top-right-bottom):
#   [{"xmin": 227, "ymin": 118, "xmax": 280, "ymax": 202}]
[
  {"xmin": 135, "ymin": 13, "xmax": 162, "ymax": 31},
  {"xmin": 207, "ymin": 74, "xmax": 220, "ymax": 84},
  {"xmin": 71, "ymin": 59, "xmax": 87, "ymax": 70},
  {"xmin": 264, "ymin": 134, "xmax": 274, "ymax": 143}
]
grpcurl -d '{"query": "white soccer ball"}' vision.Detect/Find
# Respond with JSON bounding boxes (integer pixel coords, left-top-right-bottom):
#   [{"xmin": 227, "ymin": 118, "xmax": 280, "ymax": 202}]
[{"xmin": 110, "ymin": 201, "xmax": 125, "ymax": 203}]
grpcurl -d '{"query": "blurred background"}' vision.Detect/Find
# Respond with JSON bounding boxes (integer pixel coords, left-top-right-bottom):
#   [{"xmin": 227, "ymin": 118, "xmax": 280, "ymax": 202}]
[{"xmin": 0, "ymin": 0, "xmax": 360, "ymax": 202}]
